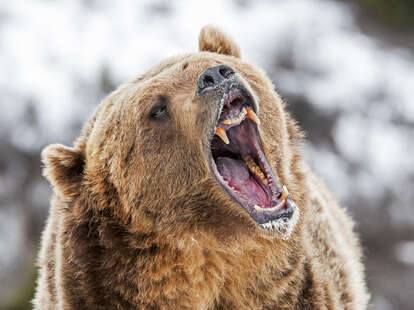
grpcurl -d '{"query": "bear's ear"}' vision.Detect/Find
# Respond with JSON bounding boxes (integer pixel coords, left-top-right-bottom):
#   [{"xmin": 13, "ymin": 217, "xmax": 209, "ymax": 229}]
[
  {"xmin": 41, "ymin": 144, "xmax": 84, "ymax": 198},
  {"xmin": 199, "ymin": 25, "xmax": 241, "ymax": 58}
]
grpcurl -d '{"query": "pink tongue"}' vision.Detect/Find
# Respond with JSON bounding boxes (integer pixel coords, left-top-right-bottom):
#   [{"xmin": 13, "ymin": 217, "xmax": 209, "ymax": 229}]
[{"xmin": 216, "ymin": 157, "xmax": 268, "ymax": 205}]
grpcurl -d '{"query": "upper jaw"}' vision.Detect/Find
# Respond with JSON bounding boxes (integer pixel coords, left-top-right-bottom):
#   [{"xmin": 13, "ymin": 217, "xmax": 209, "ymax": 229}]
[{"xmin": 204, "ymin": 79, "xmax": 298, "ymax": 231}]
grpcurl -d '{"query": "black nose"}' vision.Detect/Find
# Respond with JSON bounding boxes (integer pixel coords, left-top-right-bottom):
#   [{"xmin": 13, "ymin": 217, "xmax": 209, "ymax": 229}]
[{"xmin": 197, "ymin": 65, "xmax": 235, "ymax": 93}]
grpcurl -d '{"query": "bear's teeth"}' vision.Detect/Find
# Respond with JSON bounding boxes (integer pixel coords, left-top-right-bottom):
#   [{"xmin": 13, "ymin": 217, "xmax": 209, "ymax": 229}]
[
  {"xmin": 244, "ymin": 156, "xmax": 268, "ymax": 184},
  {"xmin": 215, "ymin": 127, "xmax": 229, "ymax": 144},
  {"xmin": 254, "ymin": 199, "xmax": 285, "ymax": 212},
  {"xmin": 223, "ymin": 107, "xmax": 247, "ymax": 125},
  {"xmin": 280, "ymin": 185, "xmax": 289, "ymax": 201},
  {"xmin": 247, "ymin": 108, "xmax": 260, "ymax": 125}
]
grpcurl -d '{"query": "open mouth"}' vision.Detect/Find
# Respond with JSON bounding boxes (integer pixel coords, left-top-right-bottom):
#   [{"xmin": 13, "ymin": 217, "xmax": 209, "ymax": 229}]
[{"xmin": 210, "ymin": 86, "xmax": 296, "ymax": 229}]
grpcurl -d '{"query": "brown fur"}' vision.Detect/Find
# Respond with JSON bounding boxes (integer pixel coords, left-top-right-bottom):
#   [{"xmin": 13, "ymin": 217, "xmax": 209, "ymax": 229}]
[{"xmin": 33, "ymin": 26, "xmax": 369, "ymax": 309}]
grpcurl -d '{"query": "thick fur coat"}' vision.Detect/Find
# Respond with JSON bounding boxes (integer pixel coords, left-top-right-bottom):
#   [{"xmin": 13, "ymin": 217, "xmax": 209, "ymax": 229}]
[{"xmin": 33, "ymin": 26, "xmax": 369, "ymax": 309}]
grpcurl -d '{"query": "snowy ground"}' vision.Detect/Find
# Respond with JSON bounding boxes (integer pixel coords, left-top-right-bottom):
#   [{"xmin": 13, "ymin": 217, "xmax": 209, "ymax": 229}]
[{"xmin": 0, "ymin": 0, "xmax": 413, "ymax": 308}]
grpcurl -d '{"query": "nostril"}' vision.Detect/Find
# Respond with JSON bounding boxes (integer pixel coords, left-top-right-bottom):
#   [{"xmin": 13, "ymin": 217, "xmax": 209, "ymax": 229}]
[
  {"xmin": 219, "ymin": 67, "xmax": 234, "ymax": 79},
  {"xmin": 198, "ymin": 65, "xmax": 236, "ymax": 93},
  {"xmin": 203, "ymin": 75, "xmax": 215, "ymax": 88}
]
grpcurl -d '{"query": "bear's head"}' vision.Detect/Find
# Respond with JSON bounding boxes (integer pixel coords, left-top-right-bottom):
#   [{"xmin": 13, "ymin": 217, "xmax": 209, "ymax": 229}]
[{"xmin": 42, "ymin": 26, "xmax": 306, "ymax": 242}]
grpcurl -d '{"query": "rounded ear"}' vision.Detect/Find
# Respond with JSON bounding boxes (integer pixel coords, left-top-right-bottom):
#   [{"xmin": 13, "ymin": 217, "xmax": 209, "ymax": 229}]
[
  {"xmin": 199, "ymin": 25, "xmax": 241, "ymax": 58},
  {"xmin": 41, "ymin": 144, "xmax": 84, "ymax": 198}
]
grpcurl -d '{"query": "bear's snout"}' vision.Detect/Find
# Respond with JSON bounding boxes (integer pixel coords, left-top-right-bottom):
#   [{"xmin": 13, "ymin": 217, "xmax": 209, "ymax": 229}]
[{"xmin": 197, "ymin": 64, "xmax": 235, "ymax": 94}]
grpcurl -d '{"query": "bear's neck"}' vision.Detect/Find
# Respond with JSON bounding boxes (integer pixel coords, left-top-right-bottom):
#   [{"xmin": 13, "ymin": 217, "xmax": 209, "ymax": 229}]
[{"xmin": 61, "ymin": 209, "xmax": 312, "ymax": 309}]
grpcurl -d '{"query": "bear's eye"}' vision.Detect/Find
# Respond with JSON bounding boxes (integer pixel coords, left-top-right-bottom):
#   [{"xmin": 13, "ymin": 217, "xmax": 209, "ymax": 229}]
[{"xmin": 149, "ymin": 96, "xmax": 169, "ymax": 121}]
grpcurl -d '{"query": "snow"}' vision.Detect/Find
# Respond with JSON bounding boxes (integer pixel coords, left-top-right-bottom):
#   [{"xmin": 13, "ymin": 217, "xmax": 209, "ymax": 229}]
[
  {"xmin": 0, "ymin": 207, "xmax": 25, "ymax": 282},
  {"xmin": 1, "ymin": 0, "xmax": 413, "ymax": 149},
  {"xmin": 396, "ymin": 241, "xmax": 414, "ymax": 265}
]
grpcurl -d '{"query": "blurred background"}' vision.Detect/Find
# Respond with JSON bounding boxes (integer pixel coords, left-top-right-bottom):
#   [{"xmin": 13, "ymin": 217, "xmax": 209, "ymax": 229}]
[{"xmin": 0, "ymin": 0, "xmax": 413, "ymax": 309}]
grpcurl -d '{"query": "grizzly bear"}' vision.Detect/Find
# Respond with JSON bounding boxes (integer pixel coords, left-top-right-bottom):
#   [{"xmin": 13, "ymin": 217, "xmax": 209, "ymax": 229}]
[{"xmin": 33, "ymin": 26, "xmax": 369, "ymax": 309}]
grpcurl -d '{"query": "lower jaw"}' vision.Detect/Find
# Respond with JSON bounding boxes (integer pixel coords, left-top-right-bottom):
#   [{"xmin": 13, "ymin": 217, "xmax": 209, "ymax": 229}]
[
  {"xmin": 246, "ymin": 194, "xmax": 297, "ymax": 224},
  {"xmin": 212, "ymin": 167, "xmax": 299, "ymax": 234},
  {"xmin": 258, "ymin": 204, "xmax": 300, "ymax": 239}
]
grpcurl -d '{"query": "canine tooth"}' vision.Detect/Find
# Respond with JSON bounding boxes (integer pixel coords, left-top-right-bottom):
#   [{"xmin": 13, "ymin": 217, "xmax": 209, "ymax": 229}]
[
  {"xmin": 247, "ymin": 108, "xmax": 260, "ymax": 125},
  {"xmin": 215, "ymin": 127, "xmax": 229, "ymax": 144},
  {"xmin": 280, "ymin": 185, "xmax": 289, "ymax": 201}
]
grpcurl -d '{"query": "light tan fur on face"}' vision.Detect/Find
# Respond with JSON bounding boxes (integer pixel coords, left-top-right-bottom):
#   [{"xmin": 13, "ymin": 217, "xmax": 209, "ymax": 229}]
[{"xmin": 33, "ymin": 25, "xmax": 369, "ymax": 309}]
